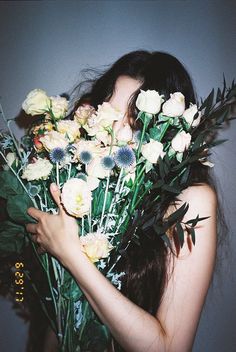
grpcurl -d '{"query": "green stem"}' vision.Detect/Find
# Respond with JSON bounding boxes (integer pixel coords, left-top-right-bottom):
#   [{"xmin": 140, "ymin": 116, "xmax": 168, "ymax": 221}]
[{"xmin": 99, "ymin": 173, "xmax": 110, "ymax": 229}]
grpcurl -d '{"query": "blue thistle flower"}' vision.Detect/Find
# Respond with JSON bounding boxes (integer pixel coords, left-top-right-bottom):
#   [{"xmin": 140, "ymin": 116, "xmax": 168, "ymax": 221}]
[
  {"xmin": 79, "ymin": 150, "xmax": 92, "ymax": 164},
  {"xmin": 114, "ymin": 146, "xmax": 136, "ymax": 169},
  {"xmin": 49, "ymin": 147, "xmax": 66, "ymax": 163},
  {"xmin": 100, "ymin": 155, "xmax": 115, "ymax": 170}
]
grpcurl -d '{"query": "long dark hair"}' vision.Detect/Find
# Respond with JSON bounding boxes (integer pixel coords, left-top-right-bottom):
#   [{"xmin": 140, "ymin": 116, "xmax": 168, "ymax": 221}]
[{"xmin": 69, "ymin": 50, "xmax": 228, "ymax": 346}]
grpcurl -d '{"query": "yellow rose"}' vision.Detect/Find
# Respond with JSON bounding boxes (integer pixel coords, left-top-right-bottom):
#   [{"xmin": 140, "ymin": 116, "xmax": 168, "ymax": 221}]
[
  {"xmin": 57, "ymin": 120, "xmax": 80, "ymax": 142},
  {"xmin": 50, "ymin": 96, "xmax": 68, "ymax": 120},
  {"xmin": 39, "ymin": 130, "xmax": 69, "ymax": 151},
  {"xmin": 22, "ymin": 89, "xmax": 50, "ymax": 116},
  {"xmin": 80, "ymin": 232, "xmax": 113, "ymax": 263},
  {"xmin": 74, "ymin": 104, "xmax": 96, "ymax": 126}
]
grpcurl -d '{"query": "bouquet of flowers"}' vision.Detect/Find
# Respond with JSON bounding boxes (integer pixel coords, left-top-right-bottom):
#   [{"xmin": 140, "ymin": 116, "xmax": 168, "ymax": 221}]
[{"xmin": 0, "ymin": 78, "xmax": 235, "ymax": 351}]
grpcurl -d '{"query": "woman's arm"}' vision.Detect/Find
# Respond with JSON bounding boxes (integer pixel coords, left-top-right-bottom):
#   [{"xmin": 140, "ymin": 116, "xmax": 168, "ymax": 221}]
[{"xmin": 26, "ymin": 182, "xmax": 217, "ymax": 352}]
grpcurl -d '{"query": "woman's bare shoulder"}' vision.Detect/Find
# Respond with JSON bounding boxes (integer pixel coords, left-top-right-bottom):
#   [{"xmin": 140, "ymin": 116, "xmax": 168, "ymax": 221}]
[{"xmin": 177, "ymin": 182, "xmax": 217, "ymax": 207}]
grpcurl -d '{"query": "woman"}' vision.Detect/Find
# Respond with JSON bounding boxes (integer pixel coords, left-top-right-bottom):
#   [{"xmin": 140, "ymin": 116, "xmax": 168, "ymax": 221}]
[{"xmin": 26, "ymin": 50, "xmax": 218, "ymax": 352}]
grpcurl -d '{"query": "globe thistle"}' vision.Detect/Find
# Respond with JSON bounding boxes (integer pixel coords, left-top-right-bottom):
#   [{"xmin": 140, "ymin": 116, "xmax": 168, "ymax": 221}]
[
  {"xmin": 79, "ymin": 150, "xmax": 93, "ymax": 164},
  {"xmin": 49, "ymin": 147, "xmax": 66, "ymax": 163},
  {"xmin": 114, "ymin": 146, "xmax": 136, "ymax": 169},
  {"xmin": 100, "ymin": 155, "xmax": 115, "ymax": 170}
]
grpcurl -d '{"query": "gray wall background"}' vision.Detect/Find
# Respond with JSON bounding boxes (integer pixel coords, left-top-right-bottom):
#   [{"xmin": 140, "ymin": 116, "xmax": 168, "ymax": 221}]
[{"xmin": 0, "ymin": 1, "xmax": 235, "ymax": 351}]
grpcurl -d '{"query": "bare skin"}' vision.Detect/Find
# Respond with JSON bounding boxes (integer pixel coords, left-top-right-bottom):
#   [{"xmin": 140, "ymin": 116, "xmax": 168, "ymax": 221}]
[{"xmin": 26, "ymin": 76, "xmax": 217, "ymax": 352}]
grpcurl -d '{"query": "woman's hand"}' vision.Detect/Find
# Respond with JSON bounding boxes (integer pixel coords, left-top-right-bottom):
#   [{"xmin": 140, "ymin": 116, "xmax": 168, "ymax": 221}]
[{"xmin": 25, "ymin": 183, "xmax": 81, "ymax": 266}]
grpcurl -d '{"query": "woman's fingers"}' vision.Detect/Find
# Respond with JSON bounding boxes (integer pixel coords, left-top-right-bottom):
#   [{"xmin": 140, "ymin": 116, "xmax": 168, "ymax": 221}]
[
  {"xmin": 25, "ymin": 223, "xmax": 38, "ymax": 234},
  {"xmin": 50, "ymin": 183, "xmax": 65, "ymax": 213},
  {"xmin": 27, "ymin": 207, "xmax": 44, "ymax": 221}
]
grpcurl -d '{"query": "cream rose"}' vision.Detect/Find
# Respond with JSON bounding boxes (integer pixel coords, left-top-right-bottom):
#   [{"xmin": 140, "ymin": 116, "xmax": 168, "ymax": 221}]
[
  {"xmin": 86, "ymin": 175, "xmax": 100, "ymax": 191},
  {"xmin": 74, "ymin": 104, "xmax": 96, "ymax": 126},
  {"xmin": 171, "ymin": 130, "xmax": 191, "ymax": 153},
  {"xmin": 136, "ymin": 90, "xmax": 164, "ymax": 114},
  {"xmin": 141, "ymin": 139, "xmax": 165, "ymax": 163},
  {"xmin": 57, "ymin": 120, "xmax": 80, "ymax": 142},
  {"xmin": 72, "ymin": 139, "xmax": 106, "ymax": 162},
  {"xmin": 61, "ymin": 178, "xmax": 92, "ymax": 218},
  {"xmin": 50, "ymin": 96, "xmax": 68, "ymax": 120},
  {"xmin": 86, "ymin": 156, "xmax": 110, "ymax": 179},
  {"xmin": 116, "ymin": 123, "xmax": 133, "ymax": 143},
  {"xmin": 183, "ymin": 103, "xmax": 201, "ymax": 127},
  {"xmin": 39, "ymin": 130, "xmax": 69, "ymax": 151},
  {"xmin": 21, "ymin": 158, "xmax": 53, "ymax": 181},
  {"xmin": 162, "ymin": 92, "xmax": 185, "ymax": 117},
  {"xmin": 83, "ymin": 102, "xmax": 123, "ymax": 142},
  {"xmin": 22, "ymin": 89, "xmax": 50, "ymax": 116},
  {"xmin": 80, "ymin": 232, "xmax": 113, "ymax": 263}
]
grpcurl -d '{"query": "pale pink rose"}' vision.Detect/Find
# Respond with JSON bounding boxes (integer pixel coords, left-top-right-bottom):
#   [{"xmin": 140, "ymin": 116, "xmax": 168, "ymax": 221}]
[{"xmin": 171, "ymin": 131, "xmax": 192, "ymax": 152}]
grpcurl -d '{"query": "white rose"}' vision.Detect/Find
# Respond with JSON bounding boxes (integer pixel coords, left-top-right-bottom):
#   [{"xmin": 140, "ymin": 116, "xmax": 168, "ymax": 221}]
[
  {"xmin": 57, "ymin": 120, "xmax": 80, "ymax": 142},
  {"xmin": 50, "ymin": 96, "xmax": 68, "ymax": 120},
  {"xmin": 86, "ymin": 175, "xmax": 100, "ymax": 191},
  {"xmin": 141, "ymin": 139, "xmax": 165, "ymax": 164},
  {"xmin": 136, "ymin": 90, "xmax": 164, "ymax": 114},
  {"xmin": 183, "ymin": 103, "xmax": 201, "ymax": 127},
  {"xmin": 22, "ymin": 89, "xmax": 50, "ymax": 116},
  {"xmin": 171, "ymin": 130, "xmax": 191, "ymax": 153},
  {"xmin": 86, "ymin": 157, "xmax": 110, "ymax": 179},
  {"xmin": 21, "ymin": 158, "xmax": 53, "ymax": 181},
  {"xmin": 39, "ymin": 130, "xmax": 69, "ymax": 151},
  {"xmin": 162, "ymin": 92, "xmax": 185, "ymax": 117},
  {"xmin": 80, "ymin": 232, "xmax": 113, "ymax": 263},
  {"xmin": 116, "ymin": 123, "xmax": 133, "ymax": 143},
  {"xmin": 61, "ymin": 178, "xmax": 92, "ymax": 218}
]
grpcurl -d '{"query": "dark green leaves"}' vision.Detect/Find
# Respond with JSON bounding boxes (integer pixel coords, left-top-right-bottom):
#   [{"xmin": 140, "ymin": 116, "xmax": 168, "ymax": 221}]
[{"xmin": 0, "ymin": 220, "xmax": 28, "ymax": 257}]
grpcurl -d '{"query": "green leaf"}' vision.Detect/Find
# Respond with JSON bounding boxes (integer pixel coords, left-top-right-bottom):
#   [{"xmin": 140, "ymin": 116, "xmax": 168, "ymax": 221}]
[
  {"xmin": 0, "ymin": 170, "xmax": 25, "ymax": 199},
  {"xmin": 7, "ymin": 194, "xmax": 35, "ymax": 224},
  {"xmin": 166, "ymin": 202, "xmax": 189, "ymax": 226},
  {"xmin": 0, "ymin": 220, "xmax": 28, "ymax": 256},
  {"xmin": 149, "ymin": 126, "xmax": 161, "ymax": 141},
  {"xmin": 162, "ymin": 184, "xmax": 180, "ymax": 194},
  {"xmin": 190, "ymin": 227, "xmax": 196, "ymax": 245},
  {"xmin": 61, "ymin": 271, "xmax": 83, "ymax": 301},
  {"xmin": 175, "ymin": 222, "xmax": 184, "ymax": 247},
  {"xmin": 161, "ymin": 233, "xmax": 172, "ymax": 248}
]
